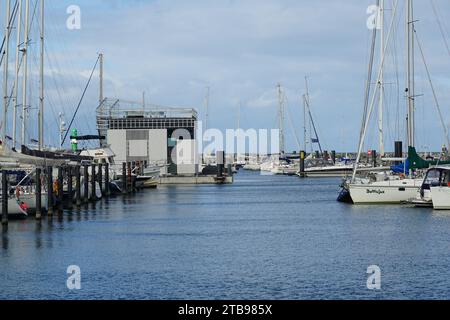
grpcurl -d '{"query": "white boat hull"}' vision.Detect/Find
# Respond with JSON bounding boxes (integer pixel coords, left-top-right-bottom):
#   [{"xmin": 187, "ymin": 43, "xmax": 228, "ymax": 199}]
[
  {"xmin": 430, "ymin": 187, "xmax": 450, "ymax": 210},
  {"xmin": 349, "ymin": 179, "xmax": 422, "ymax": 204}
]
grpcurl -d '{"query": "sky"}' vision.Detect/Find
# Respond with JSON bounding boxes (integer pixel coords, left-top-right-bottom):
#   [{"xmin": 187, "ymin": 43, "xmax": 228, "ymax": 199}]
[{"xmin": 1, "ymin": 0, "xmax": 450, "ymax": 152}]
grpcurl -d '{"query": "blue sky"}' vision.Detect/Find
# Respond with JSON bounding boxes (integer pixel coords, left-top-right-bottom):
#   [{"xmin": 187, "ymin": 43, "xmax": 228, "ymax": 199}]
[{"xmin": 2, "ymin": 0, "xmax": 450, "ymax": 152}]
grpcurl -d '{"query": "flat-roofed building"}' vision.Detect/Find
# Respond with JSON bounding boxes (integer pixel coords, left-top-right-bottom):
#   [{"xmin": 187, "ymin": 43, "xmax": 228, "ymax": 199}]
[{"xmin": 97, "ymin": 99, "xmax": 198, "ymax": 175}]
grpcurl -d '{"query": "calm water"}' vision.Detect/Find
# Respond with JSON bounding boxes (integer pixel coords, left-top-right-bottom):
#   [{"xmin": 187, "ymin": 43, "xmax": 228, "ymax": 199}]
[{"xmin": 1, "ymin": 171, "xmax": 450, "ymax": 300}]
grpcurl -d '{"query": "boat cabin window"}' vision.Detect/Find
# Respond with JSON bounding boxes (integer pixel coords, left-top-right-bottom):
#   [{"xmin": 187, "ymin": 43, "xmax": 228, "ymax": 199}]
[
  {"xmin": 442, "ymin": 171, "xmax": 450, "ymax": 187},
  {"xmin": 423, "ymin": 170, "xmax": 441, "ymax": 189}
]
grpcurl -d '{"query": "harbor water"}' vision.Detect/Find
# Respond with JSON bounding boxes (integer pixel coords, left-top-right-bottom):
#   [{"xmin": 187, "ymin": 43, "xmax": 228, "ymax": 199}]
[{"xmin": 1, "ymin": 171, "xmax": 450, "ymax": 300}]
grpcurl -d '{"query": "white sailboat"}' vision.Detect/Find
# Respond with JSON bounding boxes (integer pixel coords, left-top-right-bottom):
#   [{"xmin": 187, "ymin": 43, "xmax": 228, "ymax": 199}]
[{"xmin": 344, "ymin": 0, "xmax": 426, "ymax": 204}]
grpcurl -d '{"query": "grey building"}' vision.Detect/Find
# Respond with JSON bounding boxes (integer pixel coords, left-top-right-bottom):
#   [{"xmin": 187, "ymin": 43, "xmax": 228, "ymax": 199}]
[{"xmin": 97, "ymin": 99, "xmax": 198, "ymax": 175}]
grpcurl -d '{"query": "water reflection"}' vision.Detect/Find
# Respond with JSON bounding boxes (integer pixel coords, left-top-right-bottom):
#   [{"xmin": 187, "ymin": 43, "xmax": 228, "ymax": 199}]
[{"xmin": 1, "ymin": 226, "xmax": 8, "ymax": 250}]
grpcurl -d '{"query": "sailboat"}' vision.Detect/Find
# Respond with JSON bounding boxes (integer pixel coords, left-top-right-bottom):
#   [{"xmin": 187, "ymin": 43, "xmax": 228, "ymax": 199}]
[
  {"xmin": 340, "ymin": 0, "xmax": 431, "ymax": 204},
  {"xmin": 260, "ymin": 84, "xmax": 288, "ymax": 174},
  {"xmin": 296, "ymin": 77, "xmax": 357, "ymax": 177}
]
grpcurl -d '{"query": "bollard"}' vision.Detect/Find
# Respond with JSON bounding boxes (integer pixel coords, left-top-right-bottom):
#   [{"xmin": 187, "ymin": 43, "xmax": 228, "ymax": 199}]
[
  {"xmin": 91, "ymin": 164, "xmax": 97, "ymax": 201},
  {"xmin": 75, "ymin": 166, "xmax": 81, "ymax": 206},
  {"xmin": 104, "ymin": 163, "xmax": 110, "ymax": 197},
  {"xmin": 47, "ymin": 166, "xmax": 54, "ymax": 216},
  {"xmin": 372, "ymin": 150, "xmax": 377, "ymax": 168},
  {"xmin": 122, "ymin": 162, "xmax": 127, "ymax": 194},
  {"xmin": 331, "ymin": 150, "xmax": 336, "ymax": 164},
  {"xmin": 98, "ymin": 163, "xmax": 103, "ymax": 197},
  {"xmin": 35, "ymin": 168, "xmax": 42, "ymax": 220},
  {"xmin": 83, "ymin": 165, "xmax": 89, "ymax": 204},
  {"xmin": 1, "ymin": 171, "xmax": 8, "ymax": 225},
  {"xmin": 67, "ymin": 167, "xmax": 73, "ymax": 210},
  {"xmin": 57, "ymin": 167, "xmax": 64, "ymax": 212}
]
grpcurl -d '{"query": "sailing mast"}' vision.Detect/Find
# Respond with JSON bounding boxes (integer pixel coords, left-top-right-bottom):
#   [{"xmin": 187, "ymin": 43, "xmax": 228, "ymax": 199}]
[
  {"xmin": 304, "ymin": 77, "xmax": 323, "ymax": 156},
  {"xmin": 204, "ymin": 86, "xmax": 210, "ymax": 132},
  {"xmin": 38, "ymin": 0, "xmax": 44, "ymax": 150},
  {"xmin": 12, "ymin": 0, "xmax": 22, "ymax": 150},
  {"xmin": 406, "ymin": 0, "xmax": 415, "ymax": 149},
  {"xmin": 2, "ymin": 0, "xmax": 11, "ymax": 143},
  {"xmin": 202, "ymin": 86, "xmax": 209, "ymax": 164},
  {"xmin": 378, "ymin": 0, "xmax": 385, "ymax": 156},
  {"xmin": 99, "ymin": 52, "xmax": 104, "ymax": 106},
  {"xmin": 277, "ymin": 83, "xmax": 285, "ymax": 155},
  {"xmin": 21, "ymin": 0, "xmax": 30, "ymax": 147},
  {"xmin": 351, "ymin": 0, "xmax": 399, "ymax": 181}
]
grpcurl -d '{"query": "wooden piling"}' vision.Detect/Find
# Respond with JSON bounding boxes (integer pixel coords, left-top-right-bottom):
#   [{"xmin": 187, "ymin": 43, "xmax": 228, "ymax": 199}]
[
  {"xmin": 372, "ymin": 150, "xmax": 377, "ymax": 168},
  {"xmin": 1, "ymin": 171, "xmax": 8, "ymax": 225},
  {"xmin": 227, "ymin": 164, "xmax": 232, "ymax": 176},
  {"xmin": 98, "ymin": 164, "xmax": 103, "ymax": 197},
  {"xmin": 75, "ymin": 166, "xmax": 81, "ymax": 206},
  {"xmin": 83, "ymin": 165, "xmax": 89, "ymax": 204},
  {"xmin": 35, "ymin": 168, "xmax": 42, "ymax": 220},
  {"xmin": 127, "ymin": 162, "xmax": 132, "ymax": 193},
  {"xmin": 67, "ymin": 167, "xmax": 73, "ymax": 210},
  {"xmin": 122, "ymin": 162, "xmax": 127, "ymax": 195},
  {"xmin": 91, "ymin": 164, "xmax": 97, "ymax": 201},
  {"xmin": 104, "ymin": 163, "xmax": 110, "ymax": 197},
  {"xmin": 57, "ymin": 167, "xmax": 64, "ymax": 212},
  {"xmin": 47, "ymin": 166, "xmax": 54, "ymax": 216},
  {"xmin": 217, "ymin": 151, "xmax": 224, "ymax": 177},
  {"xmin": 395, "ymin": 141, "xmax": 403, "ymax": 165},
  {"xmin": 331, "ymin": 150, "xmax": 336, "ymax": 164}
]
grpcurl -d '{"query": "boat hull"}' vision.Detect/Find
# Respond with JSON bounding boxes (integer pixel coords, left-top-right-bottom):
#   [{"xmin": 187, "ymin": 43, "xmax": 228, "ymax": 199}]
[
  {"xmin": 349, "ymin": 180, "xmax": 421, "ymax": 204},
  {"xmin": 430, "ymin": 187, "xmax": 450, "ymax": 210}
]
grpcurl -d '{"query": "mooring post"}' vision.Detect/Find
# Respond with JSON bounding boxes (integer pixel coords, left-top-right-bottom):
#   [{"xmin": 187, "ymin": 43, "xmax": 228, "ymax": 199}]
[
  {"xmin": 91, "ymin": 164, "xmax": 97, "ymax": 201},
  {"xmin": 122, "ymin": 162, "xmax": 127, "ymax": 195},
  {"xmin": 57, "ymin": 167, "xmax": 64, "ymax": 212},
  {"xmin": 372, "ymin": 150, "xmax": 377, "ymax": 168},
  {"xmin": 98, "ymin": 163, "xmax": 103, "ymax": 197},
  {"xmin": 395, "ymin": 141, "xmax": 403, "ymax": 165},
  {"xmin": 47, "ymin": 166, "xmax": 54, "ymax": 216},
  {"xmin": 227, "ymin": 164, "xmax": 232, "ymax": 176},
  {"xmin": 67, "ymin": 167, "xmax": 73, "ymax": 210},
  {"xmin": 75, "ymin": 166, "xmax": 81, "ymax": 206},
  {"xmin": 1, "ymin": 171, "xmax": 8, "ymax": 226},
  {"xmin": 35, "ymin": 168, "xmax": 42, "ymax": 220},
  {"xmin": 83, "ymin": 165, "xmax": 89, "ymax": 204},
  {"xmin": 217, "ymin": 151, "xmax": 224, "ymax": 177},
  {"xmin": 299, "ymin": 150, "xmax": 306, "ymax": 177},
  {"xmin": 127, "ymin": 162, "xmax": 132, "ymax": 193},
  {"xmin": 104, "ymin": 163, "xmax": 110, "ymax": 197}
]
